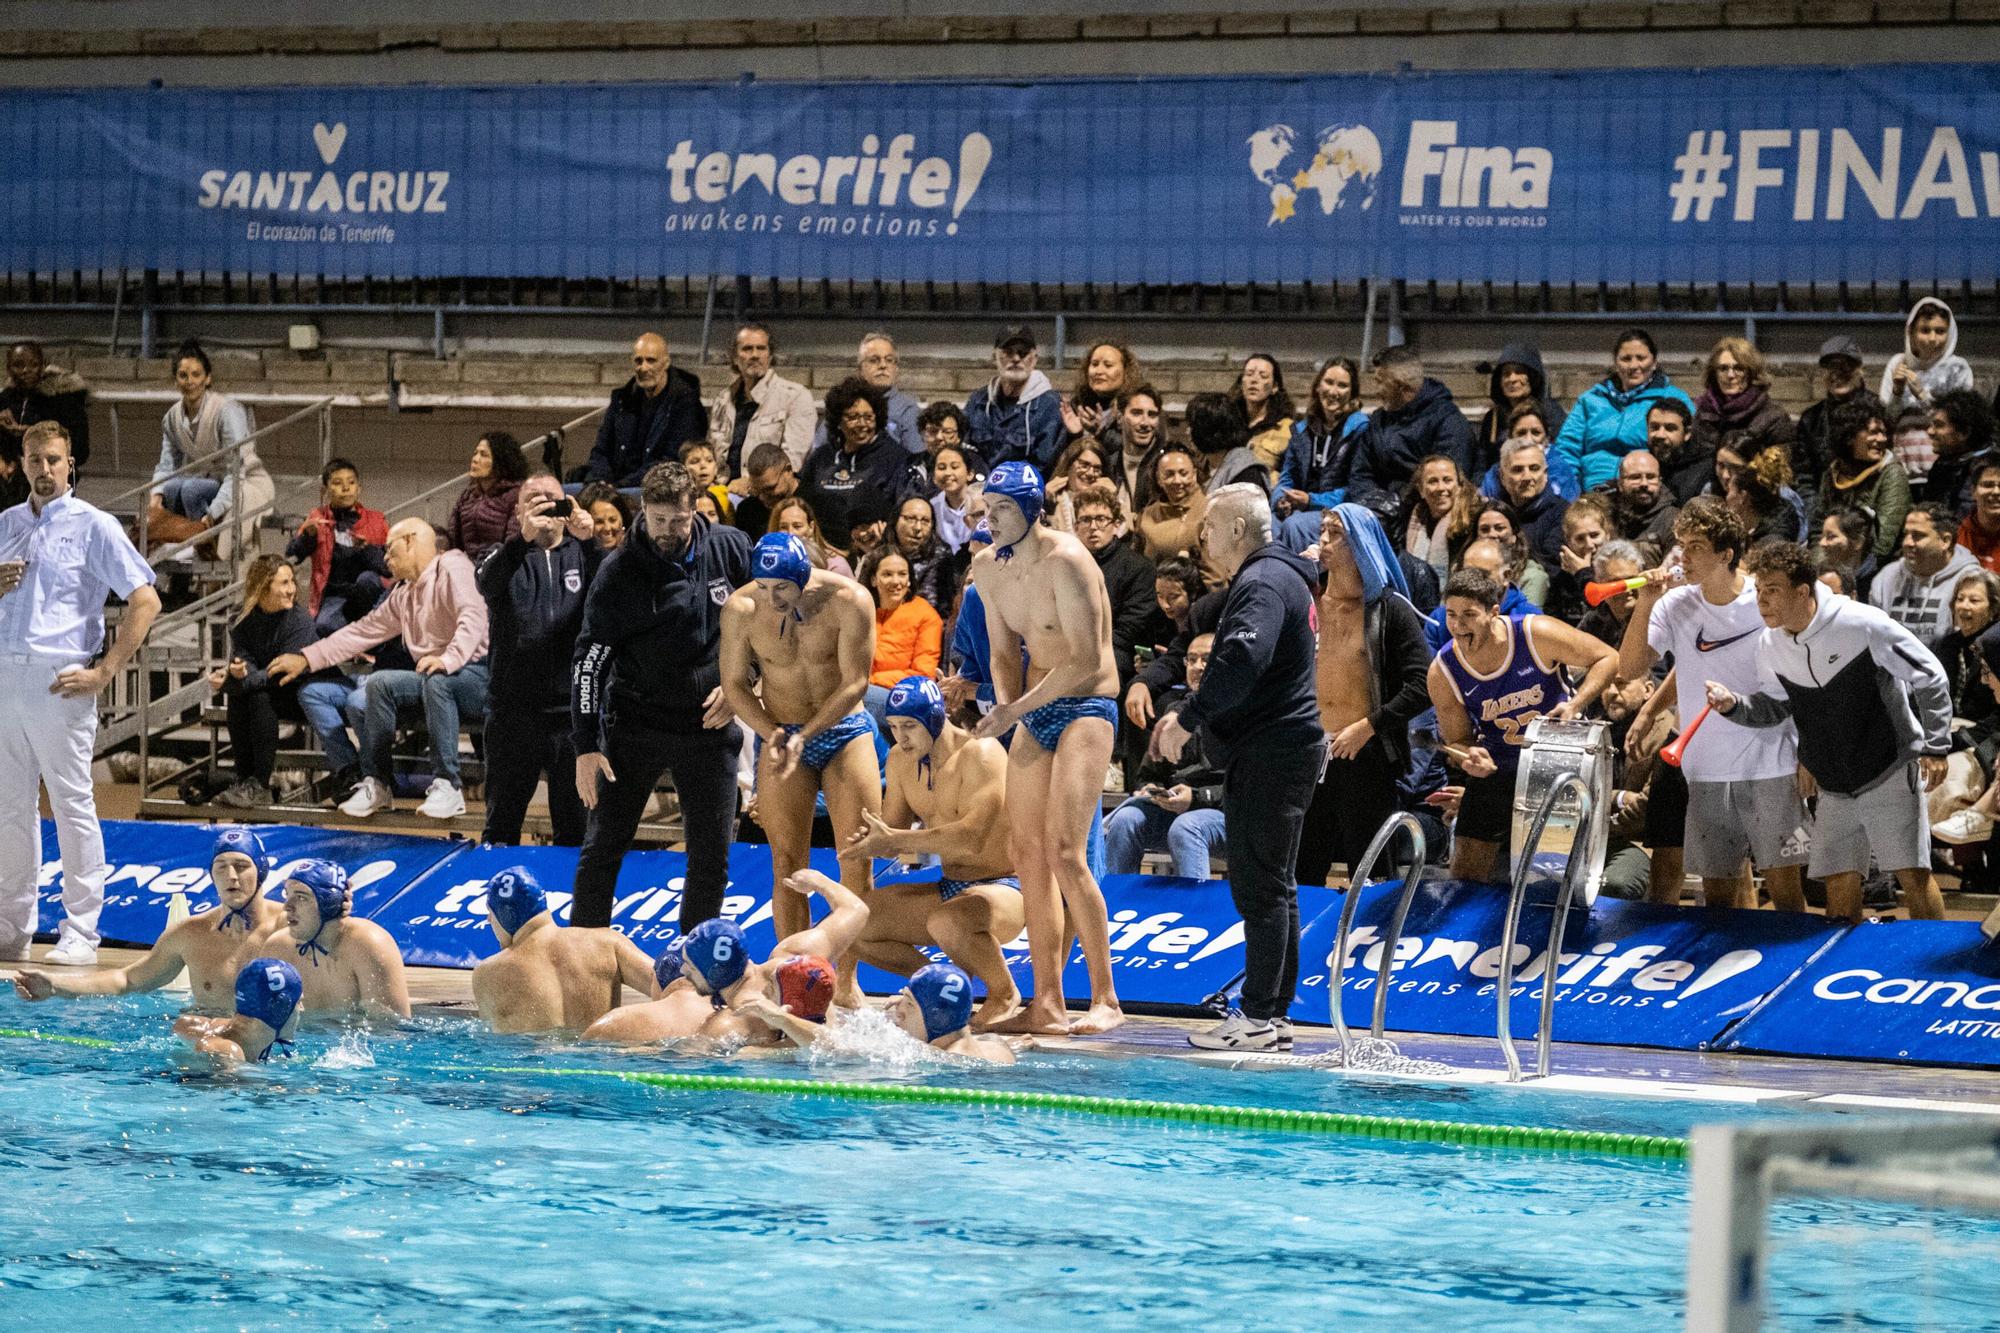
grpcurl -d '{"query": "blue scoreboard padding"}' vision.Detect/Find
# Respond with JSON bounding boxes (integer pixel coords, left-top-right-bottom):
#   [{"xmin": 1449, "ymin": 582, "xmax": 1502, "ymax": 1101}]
[
  {"xmin": 1719, "ymin": 919, "xmax": 2000, "ymax": 1067},
  {"xmin": 36, "ymin": 818, "xmax": 460, "ymax": 947},
  {"xmin": 1293, "ymin": 877, "xmax": 1845, "ymax": 1047}
]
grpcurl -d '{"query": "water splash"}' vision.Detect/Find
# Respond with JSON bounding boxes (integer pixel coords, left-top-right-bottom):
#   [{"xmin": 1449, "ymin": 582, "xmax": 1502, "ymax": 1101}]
[
  {"xmin": 800, "ymin": 1005, "xmax": 958, "ymax": 1075},
  {"xmin": 316, "ymin": 1030, "xmax": 376, "ymax": 1070}
]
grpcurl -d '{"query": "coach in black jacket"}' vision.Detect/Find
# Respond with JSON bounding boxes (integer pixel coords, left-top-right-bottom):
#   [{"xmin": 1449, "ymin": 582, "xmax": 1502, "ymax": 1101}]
[
  {"xmin": 570, "ymin": 462, "xmax": 751, "ymax": 931},
  {"xmin": 581, "ymin": 333, "xmax": 709, "ymax": 487},
  {"xmin": 478, "ymin": 474, "xmax": 603, "ymax": 847},
  {"xmin": 1153, "ymin": 484, "xmax": 1325, "ymax": 1052}
]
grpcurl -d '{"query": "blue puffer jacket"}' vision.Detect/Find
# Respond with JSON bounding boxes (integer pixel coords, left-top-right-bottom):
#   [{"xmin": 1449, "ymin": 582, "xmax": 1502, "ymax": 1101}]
[
  {"xmin": 1276, "ymin": 408, "xmax": 1370, "ymax": 510},
  {"xmin": 1553, "ymin": 371, "xmax": 1697, "ymax": 492}
]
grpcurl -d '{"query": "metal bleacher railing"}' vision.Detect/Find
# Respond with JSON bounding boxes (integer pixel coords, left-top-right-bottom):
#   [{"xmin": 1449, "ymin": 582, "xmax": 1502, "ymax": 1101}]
[
  {"xmin": 113, "ymin": 401, "xmax": 613, "ymax": 840},
  {"xmin": 12, "ymin": 268, "xmax": 2000, "ymax": 370}
]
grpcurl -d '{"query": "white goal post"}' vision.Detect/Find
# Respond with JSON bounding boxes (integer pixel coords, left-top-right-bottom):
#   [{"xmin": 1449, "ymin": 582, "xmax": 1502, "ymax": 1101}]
[{"xmin": 1686, "ymin": 1116, "xmax": 2000, "ymax": 1332}]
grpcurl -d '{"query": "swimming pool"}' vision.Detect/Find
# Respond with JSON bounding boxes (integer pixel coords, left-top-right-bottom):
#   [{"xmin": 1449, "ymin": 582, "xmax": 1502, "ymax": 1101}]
[{"xmin": 3, "ymin": 994, "xmax": 1996, "ymax": 1329}]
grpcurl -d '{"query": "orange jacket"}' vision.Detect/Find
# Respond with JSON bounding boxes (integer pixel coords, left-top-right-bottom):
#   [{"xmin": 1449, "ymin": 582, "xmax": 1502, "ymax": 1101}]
[{"xmin": 871, "ymin": 597, "xmax": 942, "ymax": 686}]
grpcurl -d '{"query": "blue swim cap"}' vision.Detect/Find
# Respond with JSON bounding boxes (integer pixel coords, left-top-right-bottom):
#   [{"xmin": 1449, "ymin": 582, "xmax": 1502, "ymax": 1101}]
[
  {"xmin": 682, "ymin": 918, "xmax": 748, "ymax": 999},
  {"xmin": 486, "ymin": 866, "xmax": 547, "ymax": 937},
  {"xmin": 984, "ymin": 461, "xmax": 1044, "ymax": 526},
  {"xmin": 286, "ymin": 860, "xmax": 349, "ymax": 965},
  {"xmin": 653, "ymin": 938, "xmax": 688, "ymax": 992},
  {"xmin": 234, "ymin": 957, "xmax": 302, "ymax": 1057},
  {"xmin": 751, "ymin": 532, "xmax": 812, "ymax": 590},
  {"xmin": 967, "ymin": 521, "xmax": 994, "ymax": 547},
  {"xmin": 885, "ymin": 676, "xmax": 946, "ymax": 739},
  {"xmin": 907, "ymin": 962, "xmax": 973, "ymax": 1042},
  {"xmin": 211, "ymin": 826, "xmax": 270, "ymax": 933}
]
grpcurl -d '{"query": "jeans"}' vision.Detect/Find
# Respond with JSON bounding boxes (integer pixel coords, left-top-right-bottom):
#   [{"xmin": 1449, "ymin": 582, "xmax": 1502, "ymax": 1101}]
[
  {"xmin": 315, "ymin": 571, "xmax": 385, "ymax": 637},
  {"xmin": 573, "ymin": 718, "xmax": 742, "ymax": 932},
  {"xmin": 1276, "ymin": 509, "xmax": 1326, "ymax": 553},
  {"xmin": 359, "ymin": 662, "xmax": 490, "ymax": 787},
  {"xmin": 1225, "ymin": 738, "xmax": 1325, "ymax": 1022},
  {"xmin": 297, "ymin": 677, "xmax": 360, "ymax": 772},
  {"xmin": 482, "ymin": 703, "xmax": 587, "ymax": 847},
  {"xmin": 158, "ymin": 476, "xmax": 221, "ymax": 520},
  {"xmin": 1104, "ymin": 797, "xmax": 1227, "ymax": 878}
]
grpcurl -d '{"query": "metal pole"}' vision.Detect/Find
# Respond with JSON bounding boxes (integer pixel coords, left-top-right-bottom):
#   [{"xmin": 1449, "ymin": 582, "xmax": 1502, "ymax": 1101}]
[
  {"xmin": 1386, "ymin": 278, "xmax": 1406, "ymax": 348},
  {"xmin": 1496, "ymin": 772, "xmax": 1588, "ymax": 1082},
  {"xmin": 1358, "ymin": 279, "xmax": 1379, "ymax": 368},
  {"xmin": 433, "ymin": 306, "xmax": 446, "ymax": 361},
  {"xmin": 698, "ymin": 275, "xmax": 719, "ymax": 366},
  {"xmin": 108, "ymin": 268, "xmax": 127, "ymax": 356},
  {"xmin": 1053, "ymin": 314, "xmax": 1067, "ymax": 372},
  {"xmin": 139, "ymin": 269, "xmax": 158, "ymax": 360}
]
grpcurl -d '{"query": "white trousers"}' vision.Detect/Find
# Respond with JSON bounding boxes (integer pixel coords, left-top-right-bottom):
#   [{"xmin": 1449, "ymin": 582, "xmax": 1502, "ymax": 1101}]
[{"xmin": 0, "ymin": 655, "xmax": 104, "ymax": 949}]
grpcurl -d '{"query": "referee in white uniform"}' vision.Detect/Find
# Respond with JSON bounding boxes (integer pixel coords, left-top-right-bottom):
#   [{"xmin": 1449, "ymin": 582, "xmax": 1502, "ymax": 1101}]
[{"xmin": 0, "ymin": 421, "xmax": 160, "ymax": 965}]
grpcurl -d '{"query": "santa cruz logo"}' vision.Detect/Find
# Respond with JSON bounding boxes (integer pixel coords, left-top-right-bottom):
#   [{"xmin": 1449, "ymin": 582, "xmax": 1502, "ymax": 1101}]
[{"xmin": 196, "ymin": 121, "xmax": 449, "ymax": 244}]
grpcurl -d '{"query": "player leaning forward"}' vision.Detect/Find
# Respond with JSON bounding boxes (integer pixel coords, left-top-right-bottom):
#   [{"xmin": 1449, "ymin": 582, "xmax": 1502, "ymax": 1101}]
[{"xmin": 1705, "ymin": 541, "xmax": 1951, "ymax": 924}]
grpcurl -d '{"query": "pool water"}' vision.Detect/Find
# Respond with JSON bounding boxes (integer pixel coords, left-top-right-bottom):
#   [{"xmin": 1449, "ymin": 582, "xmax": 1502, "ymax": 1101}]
[{"xmin": 3, "ymin": 994, "xmax": 1997, "ymax": 1329}]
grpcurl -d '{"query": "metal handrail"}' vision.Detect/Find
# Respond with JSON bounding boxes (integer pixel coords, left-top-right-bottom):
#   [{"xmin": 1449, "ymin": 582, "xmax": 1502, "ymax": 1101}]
[
  {"xmin": 1496, "ymin": 773, "xmax": 1596, "ymax": 1083},
  {"xmin": 1326, "ymin": 811, "xmax": 1427, "ymax": 1065}
]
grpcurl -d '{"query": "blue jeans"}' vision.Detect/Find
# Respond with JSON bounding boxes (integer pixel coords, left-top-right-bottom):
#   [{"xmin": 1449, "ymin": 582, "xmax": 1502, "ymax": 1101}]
[
  {"xmin": 158, "ymin": 476, "xmax": 220, "ymax": 520},
  {"xmin": 1104, "ymin": 797, "xmax": 1227, "ymax": 878},
  {"xmin": 1276, "ymin": 509, "xmax": 1325, "ymax": 554},
  {"xmin": 358, "ymin": 662, "xmax": 490, "ymax": 787},
  {"xmin": 297, "ymin": 678, "xmax": 361, "ymax": 772},
  {"xmin": 315, "ymin": 571, "xmax": 385, "ymax": 636}
]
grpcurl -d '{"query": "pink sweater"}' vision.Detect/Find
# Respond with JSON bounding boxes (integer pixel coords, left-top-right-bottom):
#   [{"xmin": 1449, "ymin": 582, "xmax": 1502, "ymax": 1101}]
[{"xmin": 303, "ymin": 549, "xmax": 489, "ymax": 674}]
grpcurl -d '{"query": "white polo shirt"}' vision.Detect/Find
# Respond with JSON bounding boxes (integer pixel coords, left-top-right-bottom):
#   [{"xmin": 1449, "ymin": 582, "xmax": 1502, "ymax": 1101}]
[
  {"xmin": 0, "ymin": 493, "xmax": 156, "ymax": 660},
  {"xmin": 1647, "ymin": 578, "xmax": 1798, "ymax": 783}
]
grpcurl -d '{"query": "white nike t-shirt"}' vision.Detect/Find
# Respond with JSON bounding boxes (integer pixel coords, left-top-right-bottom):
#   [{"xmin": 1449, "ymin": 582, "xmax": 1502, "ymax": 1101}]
[{"xmin": 1647, "ymin": 578, "xmax": 1798, "ymax": 783}]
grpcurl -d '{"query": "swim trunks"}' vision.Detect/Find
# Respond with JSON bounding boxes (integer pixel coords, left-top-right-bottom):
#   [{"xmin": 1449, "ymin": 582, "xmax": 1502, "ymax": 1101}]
[
  {"xmin": 937, "ymin": 875, "xmax": 1022, "ymax": 903},
  {"xmin": 780, "ymin": 712, "xmax": 876, "ymax": 773},
  {"xmin": 1019, "ymin": 696, "xmax": 1119, "ymax": 752}
]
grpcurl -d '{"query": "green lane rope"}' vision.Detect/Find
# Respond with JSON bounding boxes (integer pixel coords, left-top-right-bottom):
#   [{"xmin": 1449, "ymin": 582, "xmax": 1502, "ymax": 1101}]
[
  {"xmin": 478, "ymin": 1065, "xmax": 1689, "ymax": 1161},
  {"xmin": 0, "ymin": 1026, "xmax": 117, "ymax": 1049}
]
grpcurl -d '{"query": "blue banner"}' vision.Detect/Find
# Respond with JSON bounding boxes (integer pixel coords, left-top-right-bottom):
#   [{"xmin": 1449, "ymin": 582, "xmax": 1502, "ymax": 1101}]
[
  {"xmin": 6, "ymin": 65, "xmax": 1998, "ymax": 285},
  {"xmin": 36, "ymin": 818, "xmax": 460, "ymax": 947},
  {"xmin": 1720, "ymin": 920, "xmax": 2000, "ymax": 1067},
  {"xmin": 1293, "ymin": 878, "xmax": 1843, "ymax": 1047}
]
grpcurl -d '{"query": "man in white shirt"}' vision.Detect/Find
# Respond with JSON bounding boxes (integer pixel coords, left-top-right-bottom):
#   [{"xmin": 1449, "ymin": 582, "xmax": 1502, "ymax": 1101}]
[
  {"xmin": 0, "ymin": 421, "xmax": 161, "ymax": 964},
  {"xmin": 1618, "ymin": 497, "xmax": 1808, "ymax": 911}
]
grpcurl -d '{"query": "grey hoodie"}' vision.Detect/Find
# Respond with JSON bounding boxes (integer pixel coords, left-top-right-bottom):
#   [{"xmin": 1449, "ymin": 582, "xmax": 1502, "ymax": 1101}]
[
  {"xmin": 1867, "ymin": 542, "xmax": 1981, "ymax": 649},
  {"xmin": 1880, "ymin": 296, "xmax": 1973, "ymax": 425}
]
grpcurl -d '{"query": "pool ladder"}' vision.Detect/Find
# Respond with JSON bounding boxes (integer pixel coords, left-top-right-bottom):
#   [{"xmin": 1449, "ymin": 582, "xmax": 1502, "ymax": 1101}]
[
  {"xmin": 1325, "ymin": 812, "xmax": 1427, "ymax": 1065},
  {"xmin": 1496, "ymin": 773, "xmax": 1596, "ymax": 1083}
]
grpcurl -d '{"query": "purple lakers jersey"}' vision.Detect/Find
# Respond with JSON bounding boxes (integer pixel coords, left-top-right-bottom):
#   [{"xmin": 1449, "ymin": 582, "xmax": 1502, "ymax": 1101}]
[{"xmin": 1439, "ymin": 615, "xmax": 1569, "ymax": 774}]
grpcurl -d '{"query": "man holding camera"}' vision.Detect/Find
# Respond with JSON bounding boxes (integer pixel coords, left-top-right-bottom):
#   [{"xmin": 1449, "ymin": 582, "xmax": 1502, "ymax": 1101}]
[{"xmin": 478, "ymin": 470, "xmax": 600, "ymax": 845}]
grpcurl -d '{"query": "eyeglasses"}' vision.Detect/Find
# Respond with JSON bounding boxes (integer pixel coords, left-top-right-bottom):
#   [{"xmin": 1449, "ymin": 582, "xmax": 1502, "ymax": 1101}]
[{"xmin": 1074, "ymin": 514, "xmax": 1115, "ymax": 528}]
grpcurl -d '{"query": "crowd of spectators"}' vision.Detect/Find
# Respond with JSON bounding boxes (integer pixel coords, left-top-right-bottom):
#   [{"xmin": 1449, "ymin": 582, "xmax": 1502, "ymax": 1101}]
[{"xmin": 63, "ymin": 305, "xmax": 2000, "ymax": 907}]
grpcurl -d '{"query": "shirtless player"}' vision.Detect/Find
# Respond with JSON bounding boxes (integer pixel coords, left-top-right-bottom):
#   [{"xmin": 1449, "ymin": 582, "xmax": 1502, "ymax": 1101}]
[
  {"xmin": 844, "ymin": 676, "xmax": 1027, "ymax": 1028},
  {"xmin": 679, "ymin": 868, "xmax": 871, "ymax": 1049},
  {"xmin": 579, "ymin": 939, "xmax": 713, "ymax": 1044},
  {"xmin": 271, "ymin": 859, "xmax": 412, "ymax": 1019},
  {"xmin": 471, "ymin": 866, "xmax": 658, "ymax": 1033},
  {"xmin": 967, "ymin": 461, "xmax": 1123, "ymax": 1036},
  {"xmin": 174, "ymin": 957, "xmax": 304, "ymax": 1067},
  {"xmin": 720, "ymin": 532, "xmax": 880, "ymax": 994},
  {"xmin": 13, "ymin": 826, "xmax": 283, "ymax": 1013}
]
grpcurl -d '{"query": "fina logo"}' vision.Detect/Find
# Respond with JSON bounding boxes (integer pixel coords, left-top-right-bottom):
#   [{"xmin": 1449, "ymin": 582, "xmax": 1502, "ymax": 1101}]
[
  {"xmin": 1248, "ymin": 119, "xmax": 1552, "ymax": 225},
  {"xmin": 196, "ymin": 121, "xmax": 450, "ymax": 217}
]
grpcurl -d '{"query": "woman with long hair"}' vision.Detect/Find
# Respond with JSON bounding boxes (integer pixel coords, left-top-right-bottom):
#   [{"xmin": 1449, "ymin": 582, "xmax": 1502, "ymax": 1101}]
[
  {"xmin": 1228, "ymin": 352, "xmax": 1296, "ymax": 438},
  {"xmin": 1400, "ymin": 453, "xmax": 1476, "ymax": 581},
  {"xmin": 768, "ymin": 495, "xmax": 854, "ymax": 578},
  {"xmin": 575, "ymin": 482, "xmax": 632, "ymax": 552},
  {"xmin": 1811, "ymin": 400, "xmax": 1910, "ymax": 560},
  {"xmin": 1552, "ymin": 327, "xmax": 1698, "ymax": 491},
  {"xmin": 1275, "ymin": 356, "xmax": 1370, "ymax": 525},
  {"xmin": 209, "ymin": 555, "xmax": 358, "ymax": 807},
  {"xmin": 891, "ymin": 494, "xmax": 963, "ymax": 613},
  {"xmin": 1694, "ymin": 336, "xmax": 1796, "ymax": 457},
  {"xmin": 860, "ymin": 546, "xmax": 944, "ymax": 728},
  {"xmin": 447, "ymin": 430, "xmax": 529, "ymax": 564},
  {"xmin": 1062, "ymin": 340, "xmax": 1141, "ymax": 447},
  {"xmin": 1045, "ymin": 435, "xmax": 1128, "ymax": 534}
]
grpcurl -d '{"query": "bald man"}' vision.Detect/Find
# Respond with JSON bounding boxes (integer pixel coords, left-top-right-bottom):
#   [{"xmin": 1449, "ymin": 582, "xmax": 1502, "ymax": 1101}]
[
  {"xmin": 584, "ymin": 332, "xmax": 710, "ymax": 488},
  {"xmin": 271, "ymin": 517, "xmax": 490, "ymax": 819}
]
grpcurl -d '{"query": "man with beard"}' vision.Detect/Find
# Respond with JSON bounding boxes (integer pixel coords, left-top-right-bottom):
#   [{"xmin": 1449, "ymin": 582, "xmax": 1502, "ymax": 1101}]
[{"xmin": 1608, "ymin": 449, "xmax": 1680, "ymax": 557}]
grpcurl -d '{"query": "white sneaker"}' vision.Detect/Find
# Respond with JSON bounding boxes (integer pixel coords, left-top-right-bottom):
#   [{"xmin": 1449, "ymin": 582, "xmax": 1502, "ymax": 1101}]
[
  {"xmin": 418, "ymin": 778, "xmax": 466, "ymax": 819},
  {"xmin": 1272, "ymin": 1017, "xmax": 1295, "ymax": 1052},
  {"xmin": 44, "ymin": 937, "xmax": 99, "ymax": 967},
  {"xmin": 339, "ymin": 777, "xmax": 393, "ymax": 818},
  {"xmin": 1188, "ymin": 1011, "xmax": 1278, "ymax": 1051},
  {"xmin": 1933, "ymin": 807, "xmax": 1995, "ymax": 846}
]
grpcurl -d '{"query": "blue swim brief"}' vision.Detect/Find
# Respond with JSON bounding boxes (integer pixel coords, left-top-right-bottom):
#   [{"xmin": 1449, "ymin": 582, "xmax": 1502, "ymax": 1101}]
[
  {"xmin": 938, "ymin": 875, "xmax": 1022, "ymax": 903},
  {"xmin": 784, "ymin": 712, "xmax": 875, "ymax": 773},
  {"xmin": 1019, "ymin": 696, "xmax": 1120, "ymax": 752}
]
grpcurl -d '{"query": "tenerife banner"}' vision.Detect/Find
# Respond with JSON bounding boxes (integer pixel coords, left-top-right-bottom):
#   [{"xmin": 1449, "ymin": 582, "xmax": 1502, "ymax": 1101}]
[{"xmin": 4, "ymin": 64, "xmax": 1998, "ymax": 286}]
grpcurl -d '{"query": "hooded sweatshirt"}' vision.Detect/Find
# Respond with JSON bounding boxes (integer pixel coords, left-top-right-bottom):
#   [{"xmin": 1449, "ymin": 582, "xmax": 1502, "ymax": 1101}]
[
  {"xmin": 1868, "ymin": 543, "xmax": 1981, "ymax": 649},
  {"xmin": 1554, "ymin": 370, "xmax": 1698, "ymax": 492},
  {"xmin": 965, "ymin": 369, "xmax": 1066, "ymax": 473},
  {"xmin": 1475, "ymin": 343, "xmax": 1567, "ymax": 470},
  {"xmin": 1177, "ymin": 542, "xmax": 1324, "ymax": 767},
  {"xmin": 1881, "ymin": 297, "xmax": 1973, "ymax": 426},
  {"xmin": 1732, "ymin": 587, "xmax": 1951, "ymax": 795}
]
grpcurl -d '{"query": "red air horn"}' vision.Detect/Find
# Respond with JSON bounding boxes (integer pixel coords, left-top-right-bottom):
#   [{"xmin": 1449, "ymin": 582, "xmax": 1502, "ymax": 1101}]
[
  {"xmin": 1583, "ymin": 574, "xmax": 1650, "ymax": 607},
  {"xmin": 1659, "ymin": 703, "xmax": 1713, "ymax": 768}
]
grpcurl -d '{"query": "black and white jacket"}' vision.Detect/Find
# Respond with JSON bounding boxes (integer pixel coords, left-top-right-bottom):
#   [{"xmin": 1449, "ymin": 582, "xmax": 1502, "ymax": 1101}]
[{"xmin": 1731, "ymin": 588, "xmax": 1952, "ymax": 795}]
